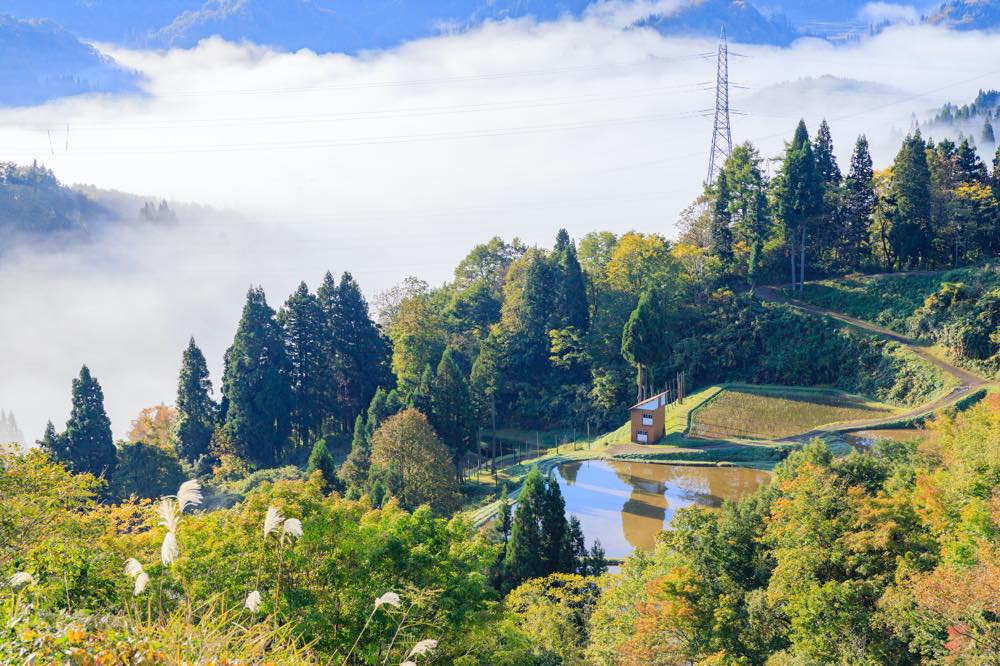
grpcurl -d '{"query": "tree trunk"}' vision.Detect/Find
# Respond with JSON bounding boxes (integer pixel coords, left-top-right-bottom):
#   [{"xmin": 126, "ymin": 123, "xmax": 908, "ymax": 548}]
[
  {"xmin": 789, "ymin": 233, "xmax": 797, "ymax": 289},
  {"xmin": 799, "ymin": 224, "xmax": 807, "ymax": 291}
]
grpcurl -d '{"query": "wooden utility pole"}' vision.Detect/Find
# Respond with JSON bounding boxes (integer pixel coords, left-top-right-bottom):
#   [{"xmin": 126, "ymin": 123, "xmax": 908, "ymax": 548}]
[{"xmin": 491, "ymin": 394, "xmax": 498, "ymax": 495}]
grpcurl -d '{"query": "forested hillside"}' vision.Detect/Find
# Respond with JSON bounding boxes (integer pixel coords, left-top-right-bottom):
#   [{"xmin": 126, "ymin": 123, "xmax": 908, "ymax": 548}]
[
  {"xmin": 0, "ymin": 161, "xmax": 112, "ymax": 244},
  {"xmin": 797, "ymin": 267, "xmax": 1000, "ymax": 374}
]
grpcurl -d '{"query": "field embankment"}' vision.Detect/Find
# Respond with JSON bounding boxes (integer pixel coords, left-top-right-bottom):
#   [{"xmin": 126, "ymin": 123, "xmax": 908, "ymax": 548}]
[{"xmin": 688, "ymin": 384, "xmax": 898, "ymax": 440}]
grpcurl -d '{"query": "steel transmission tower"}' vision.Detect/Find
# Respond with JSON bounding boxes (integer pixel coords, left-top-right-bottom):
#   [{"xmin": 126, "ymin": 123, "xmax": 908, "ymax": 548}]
[{"xmin": 706, "ymin": 27, "xmax": 732, "ymax": 185}]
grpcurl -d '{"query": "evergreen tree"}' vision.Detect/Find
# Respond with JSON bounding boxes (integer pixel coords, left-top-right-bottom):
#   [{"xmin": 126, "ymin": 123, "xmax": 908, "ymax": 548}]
[
  {"xmin": 279, "ymin": 282, "xmax": 329, "ymax": 445},
  {"xmin": 992, "ymin": 144, "xmax": 1000, "ymax": 199},
  {"xmin": 554, "ymin": 231, "xmax": 589, "ymax": 330},
  {"xmin": 320, "ymin": 272, "xmax": 392, "ymax": 432},
  {"xmin": 621, "ymin": 290, "xmax": 666, "ymax": 401},
  {"xmin": 338, "ymin": 414, "xmax": 370, "ymax": 491},
  {"xmin": 173, "ymin": 337, "xmax": 216, "ymax": 463},
  {"xmin": 408, "ymin": 364, "xmax": 435, "ymax": 416},
  {"xmin": 813, "ymin": 119, "xmax": 842, "ymax": 185},
  {"xmin": 843, "ymin": 135, "xmax": 876, "ymax": 267},
  {"xmin": 717, "ymin": 143, "xmax": 770, "ymax": 281},
  {"xmin": 955, "ymin": 138, "xmax": 988, "ymax": 184},
  {"xmin": 306, "ymin": 438, "xmax": 340, "ymax": 491},
  {"xmin": 504, "ymin": 467, "xmax": 545, "ymax": 588},
  {"xmin": 775, "ymin": 120, "xmax": 823, "ymax": 289},
  {"xmin": 364, "ymin": 386, "xmax": 403, "ymax": 441},
  {"xmin": 37, "ymin": 420, "xmax": 68, "ymax": 462},
  {"xmin": 890, "ymin": 131, "xmax": 933, "ymax": 267},
  {"xmin": 568, "ymin": 515, "xmax": 587, "ymax": 574},
  {"xmin": 983, "ymin": 119, "xmax": 995, "ymax": 145},
  {"xmin": 540, "ymin": 474, "xmax": 572, "ymax": 573},
  {"xmin": 222, "ymin": 286, "xmax": 292, "ymax": 467},
  {"xmin": 586, "ymin": 539, "xmax": 608, "ymax": 577},
  {"xmin": 430, "ymin": 348, "xmax": 477, "ymax": 476},
  {"xmin": 497, "ymin": 483, "xmax": 512, "ymax": 545},
  {"xmin": 64, "ymin": 365, "xmax": 116, "ymax": 478},
  {"xmin": 709, "ymin": 173, "xmax": 734, "ymax": 263}
]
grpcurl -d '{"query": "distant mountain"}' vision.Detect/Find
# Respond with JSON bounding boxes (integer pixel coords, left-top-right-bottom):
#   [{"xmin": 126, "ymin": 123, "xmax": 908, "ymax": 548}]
[
  {"xmin": 926, "ymin": 0, "xmax": 1000, "ymax": 30},
  {"xmin": 0, "ymin": 1, "xmax": 593, "ymax": 53},
  {"xmin": 639, "ymin": 0, "xmax": 798, "ymax": 46},
  {"xmin": 0, "ymin": 0, "xmax": 841, "ymax": 52},
  {"xmin": 0, "ymin": 14, "xmax": 137, "ymax": 106}
]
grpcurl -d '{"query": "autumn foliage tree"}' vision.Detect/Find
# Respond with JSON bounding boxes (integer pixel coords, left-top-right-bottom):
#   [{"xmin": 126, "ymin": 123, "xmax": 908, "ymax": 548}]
[{"xmin": 368, "ymin": 408, "xmax": 460, "ymax": 515}]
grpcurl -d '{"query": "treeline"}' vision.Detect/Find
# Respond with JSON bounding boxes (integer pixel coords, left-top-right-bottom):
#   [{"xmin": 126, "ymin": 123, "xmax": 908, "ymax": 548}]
[
  {"xmin": 701, "ymin": 119, "xmax": 1000, "ymax": 287},
  {"xmin": 37, "ymin": 271, "xmax": 392, "ymax": 488}
]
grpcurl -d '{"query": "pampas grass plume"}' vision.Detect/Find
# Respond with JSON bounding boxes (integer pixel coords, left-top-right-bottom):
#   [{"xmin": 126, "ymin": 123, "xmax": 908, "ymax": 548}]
[
  {"xmin": 133, "ymin": 572, "xmax": 150, "ymax": 596},
  {"xmin": 264, "ymin": 506, "xmax": 284, "ymax": 539},
  {"xmin": 282, "ymin": 517, "xmax": 303, "ymax": 541},
  {"xmin": 407, "ymin": 639, "xmax": 438, "ymax": 658},
  {"xmin": 244, "ymin": 589, "xmax": 262, "ymax": 612},
  {"xmin": 158, "ymin": 498, "xmax": 179, "ymax": 533},
  {"xmin": 124, "ymin": 558, "xmax": 144, "ymax": 579},
  {"xmin": 8, "ymin": 571, "xmax": 34, "ymax": 588},
  {"xmin": 375, "ymin": 591, "xmax": 401, "ymax": 609},
  {"xmin": 176, "ymin": 479, "xmax": 203, "ymax": 513},
  {"xmin": 161, "ymin": 531, "xmax": 179, "ymax": 567}
]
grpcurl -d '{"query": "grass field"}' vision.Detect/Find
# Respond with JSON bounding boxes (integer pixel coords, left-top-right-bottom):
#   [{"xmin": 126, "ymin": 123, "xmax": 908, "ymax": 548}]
[{"xmin": 689, "ymin": 385, "xmax": 898, "ymax": 441}]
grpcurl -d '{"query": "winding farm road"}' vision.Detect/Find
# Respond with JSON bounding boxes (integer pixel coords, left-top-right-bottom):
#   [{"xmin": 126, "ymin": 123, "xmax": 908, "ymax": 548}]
[{"xmin": 754, "ymin": 285, "xmax": 990, "ymax": 440}]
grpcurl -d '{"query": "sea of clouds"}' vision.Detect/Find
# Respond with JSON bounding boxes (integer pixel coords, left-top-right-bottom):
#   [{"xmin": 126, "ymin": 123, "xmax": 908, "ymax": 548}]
[{"xmin": 2, "ymin": 3, "xmax": 998, "ymax": 441}]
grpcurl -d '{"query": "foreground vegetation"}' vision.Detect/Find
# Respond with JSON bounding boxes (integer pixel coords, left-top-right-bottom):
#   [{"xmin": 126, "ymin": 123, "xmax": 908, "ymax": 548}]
[
  {"xmin": 4, "ymin": 391, "xmax": 997, "ymax": 664},
  {"xmin": 689, "ymin": 385, "xmax": 898, "ymax": 440}
]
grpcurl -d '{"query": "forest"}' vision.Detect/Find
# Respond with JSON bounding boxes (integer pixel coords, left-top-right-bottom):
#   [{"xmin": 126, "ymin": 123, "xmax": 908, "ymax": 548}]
[{"xmin": 4, "ymin": 117, "xmax": 1000, "ymax": 664}]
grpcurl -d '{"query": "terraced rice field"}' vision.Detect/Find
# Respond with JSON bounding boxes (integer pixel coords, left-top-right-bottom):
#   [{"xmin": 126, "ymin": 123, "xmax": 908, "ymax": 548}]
[{"xmin": 689, "ymin": 385, "xmax": 897, "ymax": 441}]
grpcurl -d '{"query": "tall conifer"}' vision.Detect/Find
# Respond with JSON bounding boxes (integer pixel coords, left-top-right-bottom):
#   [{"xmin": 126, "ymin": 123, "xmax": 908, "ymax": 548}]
[
  {"xmin": 279, "ymin": 282, "xmax": 329, "ymax": 445},
  {"xmin": 174, "ymin": 337, "xmax": 216, "ymax": 462},
  {"xmin": 64, "ymin": 365, "xmax": 116, "ymax": 478},
  {"xmin": 222, "ymin": 286, "xmax": 292, "ymax": 466}
]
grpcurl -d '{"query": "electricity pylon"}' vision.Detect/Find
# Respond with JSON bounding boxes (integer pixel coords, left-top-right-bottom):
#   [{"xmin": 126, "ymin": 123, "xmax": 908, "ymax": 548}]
[{"xmin": 706, "ymin": 27, "xmax": 732, "ymax": 185}]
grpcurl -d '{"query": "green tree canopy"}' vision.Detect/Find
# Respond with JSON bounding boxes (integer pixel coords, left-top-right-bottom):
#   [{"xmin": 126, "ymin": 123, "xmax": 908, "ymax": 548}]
[
  {"xmin": 173, "ymin": 337, "xmax": 216, "ymax": 463},
  {"xmin": 222, "ymin": 286, "xmax": 292, "ymax": 467},
  {"xmin": 63, "ymin": 365, "xmax": 116, "ymax": 479}
]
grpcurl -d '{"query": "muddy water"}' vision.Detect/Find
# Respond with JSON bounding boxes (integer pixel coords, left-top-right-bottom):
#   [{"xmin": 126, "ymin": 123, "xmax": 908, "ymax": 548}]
[
  {"xmin": 843, "ymin": 429, "xmax": 928, "ymax": 448},
  {"xmin": 555, "ymin": 460, "xmax": 771, "ymax": 560}
]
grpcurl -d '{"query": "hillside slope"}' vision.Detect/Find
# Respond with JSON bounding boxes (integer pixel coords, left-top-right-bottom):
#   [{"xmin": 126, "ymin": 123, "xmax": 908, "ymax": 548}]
[
  {"xmin": 770, "ymin": 267, "xmax": 1000, "ymax": 379},
  {"xmin": 0, "ymin": 14, "xmax": 136, "ymax": 106}
]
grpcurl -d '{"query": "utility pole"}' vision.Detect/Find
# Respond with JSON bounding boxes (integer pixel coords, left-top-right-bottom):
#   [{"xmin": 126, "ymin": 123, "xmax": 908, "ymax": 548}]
[
  {"xmin": 491, "ymin": 394, "xmax": 498, "ymax": 495},
  {"xmin": 707, "ymin": 27, "xmax": 733, "ymax": 186}
]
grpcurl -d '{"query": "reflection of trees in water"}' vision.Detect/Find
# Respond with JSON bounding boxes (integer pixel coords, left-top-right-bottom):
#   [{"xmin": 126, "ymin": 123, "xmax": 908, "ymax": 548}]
[
  {"xmin": 559, "ymin": 461, "xmax": 583, "ymax": 485},
  {"xmin": 621, "ymin": 492, "xmax": 667, "ymax": 551},
  {"xmin": 608, "ymin": 461, "xmax": 771, "ymax": 551}
]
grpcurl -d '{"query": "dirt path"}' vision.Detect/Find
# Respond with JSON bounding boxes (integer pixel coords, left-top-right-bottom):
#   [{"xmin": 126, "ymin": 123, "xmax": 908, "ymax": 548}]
[{"xmin": 754, "ymin": 285, "xmax": 989, "ymax": 441}]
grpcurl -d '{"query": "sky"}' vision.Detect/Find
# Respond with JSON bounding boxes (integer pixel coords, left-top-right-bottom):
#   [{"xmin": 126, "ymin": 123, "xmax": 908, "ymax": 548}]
[{"xmin": 2, "ymin": 5, "xmax": 1000, "ymax": 442}]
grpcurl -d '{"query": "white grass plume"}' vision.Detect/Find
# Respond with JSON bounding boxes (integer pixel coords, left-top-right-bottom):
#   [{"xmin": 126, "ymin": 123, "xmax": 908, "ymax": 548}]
[
  {"xmin": 400, "ymin": 662, "xmax": 417, "ymax": 666},
  {"xmin": 263, "ymin": 506, "xmax": 284, "ymax": 539},
  {"xmin": 244, "ymin": 589, "xmax": 262, "ymax": 612},
  {"xmin": 161, "ymin": 531, "xmax": 179, "ymax": 567},
  {"xmin": 133, "ymin": 572, "xmax": 150, "ymax": 595},
  {"xmin": 375, "ymin": 591, "xmax": 401, "ymax": 609},
  {"xmin": 176, "ymin": 479, "xmax": 203, "ymax": 513},
  {"xmin": 124, "ymin": 557, "xmax": 144, "ymax": 579},
  {"xmin": 158, "ymin": 498, "xmax": 179, "ymax": 533},
  {"xmin": 282, "ymin": 517, "xmax": 303, "ymax": 541},
  {"xmin": 8, "ymin": 571, "xmax": 34, "ymax": 588},
  {"xmin": 407, "ymin": 639, "xmax": 438, "ymax": 658}
]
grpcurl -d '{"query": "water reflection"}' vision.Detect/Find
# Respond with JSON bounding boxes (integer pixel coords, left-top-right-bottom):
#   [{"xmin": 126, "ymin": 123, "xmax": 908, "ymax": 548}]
[{"xmin": 554, "ymin": 460, "xmax": 770, "ymax": 560}]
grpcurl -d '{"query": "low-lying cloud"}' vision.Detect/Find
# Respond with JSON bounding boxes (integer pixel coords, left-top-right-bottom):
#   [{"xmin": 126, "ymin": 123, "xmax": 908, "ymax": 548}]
[{"xmin": 1, "ymin": 9, "xmax": 999, "ymax": 442}]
